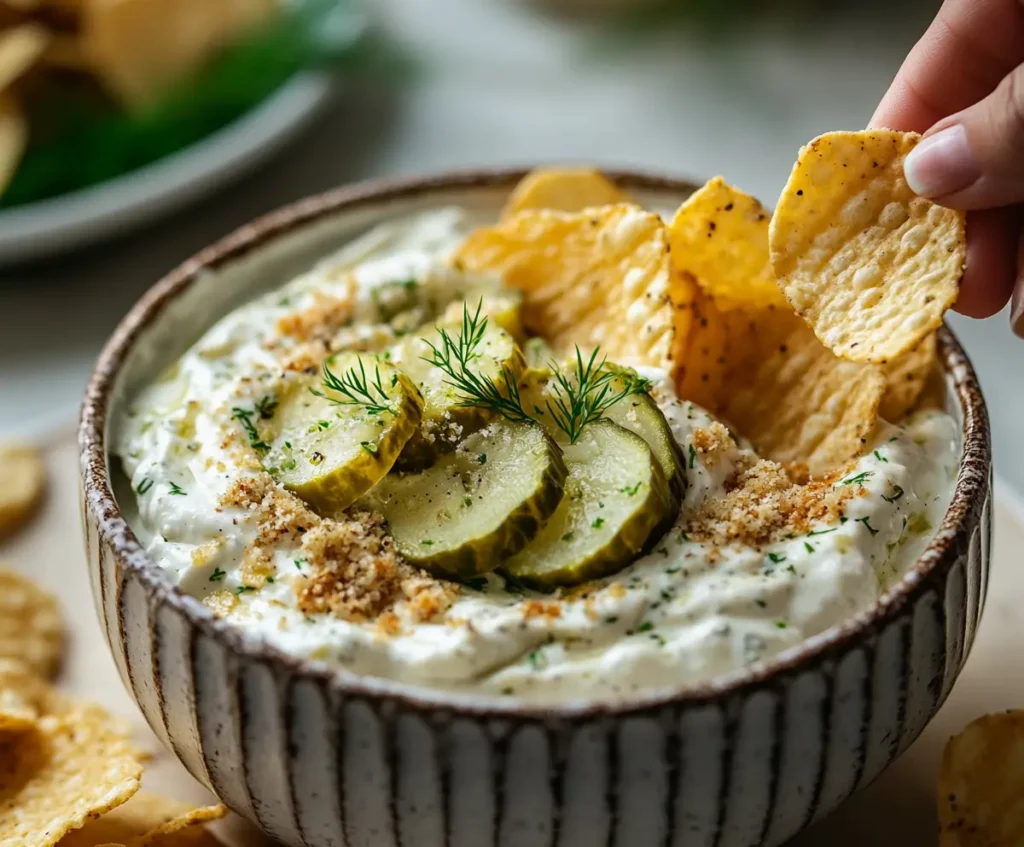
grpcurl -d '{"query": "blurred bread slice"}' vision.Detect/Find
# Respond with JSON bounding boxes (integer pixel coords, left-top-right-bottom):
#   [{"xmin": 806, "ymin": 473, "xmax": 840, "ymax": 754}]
[{"xmin": 83, "ymin": 0, "xmax": 278, "ymax": 108}]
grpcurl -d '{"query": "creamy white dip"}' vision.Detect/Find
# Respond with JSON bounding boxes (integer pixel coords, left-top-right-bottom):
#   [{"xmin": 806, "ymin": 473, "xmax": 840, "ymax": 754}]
[{"xmin": 115, "ymin": 209, "xmax": 960, "ymax": 702}]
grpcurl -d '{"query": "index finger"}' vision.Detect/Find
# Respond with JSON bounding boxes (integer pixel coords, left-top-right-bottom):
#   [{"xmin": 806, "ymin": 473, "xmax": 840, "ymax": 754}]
[{"xmin": 871, "ymin": 0, "xmax": 1024, "ymax": 132}]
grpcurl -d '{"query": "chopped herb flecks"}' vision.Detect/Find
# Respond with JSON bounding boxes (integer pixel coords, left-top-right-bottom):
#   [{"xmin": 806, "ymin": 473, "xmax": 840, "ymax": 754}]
[
  {"xmin": 209, "ymin": 568, "xmax": 226, "ymax": 582},
  {"xmin": 840, "ymin": 471, "xmax": 874, "ymax": 486},
  {"xmin": 855, "ymin": 516, "xmax": 879, "ymax": 536},
  {"xmin": 360, "ymin": 441, "xmax": 378, "ymax": 455},
  {"xmin": 621, "ymin": 482, "xmax": 642, "ymax": 496},
  {"xmin": 234, "ymin": 585, "xmax": 256, "ymax": 595},
  {"xmin": 168, "ymin": 481, "xmax": 186, "ymax": 496},
  {"xmin": 592, "ymin": 517, "xmax": 605, "ymax": 529},
  {"xmin": 231, "ymin": 406, "xmax": 271, "ymax": 453},
  {"xmin": 136, "ymin": 477, "xmax": 154, "ymax": 495},
  {"xmin": 873, "ymin": 450, "xmax": 888, "ymax": 463},
  {"xmin": 882, "ymin": 484, "xmax": 905, "ymax": 503},
  {"xmin": 688, "ymin": 443, "xmax": 697, "ymax": 469}
]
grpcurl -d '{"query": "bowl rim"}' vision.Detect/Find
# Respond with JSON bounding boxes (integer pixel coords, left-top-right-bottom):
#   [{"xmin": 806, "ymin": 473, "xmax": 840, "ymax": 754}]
[{"xmin": 79, "ymin": 167, "xmax": 992, "ymax": 720}]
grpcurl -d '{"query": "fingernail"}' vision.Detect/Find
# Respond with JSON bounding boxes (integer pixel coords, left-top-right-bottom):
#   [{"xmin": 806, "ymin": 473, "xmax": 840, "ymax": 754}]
[
  {"xmin": 903, "ymin": 124, "xmax": 980, "ymax": 198},
  {"xmin": 1013, "ymin": 283, "xmax": 1024, "ymax": 338}
]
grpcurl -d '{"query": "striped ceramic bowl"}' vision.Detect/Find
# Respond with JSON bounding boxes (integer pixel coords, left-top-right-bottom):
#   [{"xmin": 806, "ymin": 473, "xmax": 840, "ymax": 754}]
[{"xmin": 79, "ymin": 170, "xmax": 992, "ymax": 847}]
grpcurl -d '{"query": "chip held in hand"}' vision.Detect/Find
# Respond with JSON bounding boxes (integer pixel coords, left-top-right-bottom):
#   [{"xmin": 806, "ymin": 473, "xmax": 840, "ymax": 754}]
[{"xmin": 769, "ymin": 129, "xmax": 966, "ymax": 364}]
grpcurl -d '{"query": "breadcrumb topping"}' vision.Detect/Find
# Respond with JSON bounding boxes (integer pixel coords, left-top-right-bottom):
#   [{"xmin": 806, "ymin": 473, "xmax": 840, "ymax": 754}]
[
  {"xmin": 690, "ymin": 423, "xmax": 735, "ymax": 467},
  {"xmin": 687, "ymin": 457, "xmax": 859, "ymax": 548},
  {"xmin": 276, "ymin": 291, "xmax": 354, "ymax": 343}
]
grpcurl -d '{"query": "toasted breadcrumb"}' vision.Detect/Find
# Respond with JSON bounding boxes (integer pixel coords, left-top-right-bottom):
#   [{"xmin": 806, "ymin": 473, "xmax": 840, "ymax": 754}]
[
  {"xmin": 276, "ymin": 291, "xmax": 354, "ymax": 343},
  {"xmin": 522, "ymin": 600, "xmax": 562, "ymax": 621},
  {"xmin": 688, "ymin": 457, "xmax": 859, "ymax": 548},
  {"xmin": 690, "ymin": 423, "xmax": 735, "ymax": 467},
  {"xmin": 220, "ymin": 478, "xmax": 450, "ymax": 625}
]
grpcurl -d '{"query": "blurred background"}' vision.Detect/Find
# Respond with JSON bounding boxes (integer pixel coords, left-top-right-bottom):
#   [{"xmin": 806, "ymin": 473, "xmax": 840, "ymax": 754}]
[{"xmin": 0, "ymin": 0, "xmax": 1017, "ymax": 489}]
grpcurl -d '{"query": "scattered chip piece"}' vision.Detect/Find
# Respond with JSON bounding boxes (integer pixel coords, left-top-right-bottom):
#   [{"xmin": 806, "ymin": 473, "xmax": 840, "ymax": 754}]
[
  {"xmin": 0, "ymin": 659, "xmax": 50, "ymax": 732},
  {"xmin": 880, "ymin": 332, "xmax": 938, "ymax": 422},
  {"xmin": 0, "ymin": 568, "xmax": 63, "ymax": 678},
  {"xmin": 769, "ymin": 129, "xmax": 965, "ymax": 363},
  {"xmin": 454, "ymin": 204, "xmax": 679, "ymax": 370},
  {"xmin": 0, "ymin": 442, "xmax": 46, "ymax": 539},
  {"xmin": 83, "ymin": 0, "xmax": 277, "ymax": 107},
  {"xmin": 0, "ymin": 703, "xmax": 144, "ymax": 847},
  {"xmin": 502, "ymin": 168, "xmax": 629, "ymax": 218},
  {"xmin": 938, "ymin": 710, "xmax": 1024, "ymax": 846},
  {"xmin": 667, "ymin": 177, "xmax": 787, "ymax": 309},
  {"xmin": 0, "ymin": 93, "xmax": 26, "ymax": 195},
  {"xmin": 60, "ymin": 792, "xmax": 227, "ymax": 847},
  {"xmin": 0, "ymin": 21, "xmax": 49, "ymax": 90}
]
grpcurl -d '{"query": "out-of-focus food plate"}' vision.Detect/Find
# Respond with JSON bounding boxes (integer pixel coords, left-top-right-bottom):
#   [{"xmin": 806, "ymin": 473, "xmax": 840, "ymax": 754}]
[{"xmin": 0, "ymin": 73, "xmax": 331, "ymax": 266}]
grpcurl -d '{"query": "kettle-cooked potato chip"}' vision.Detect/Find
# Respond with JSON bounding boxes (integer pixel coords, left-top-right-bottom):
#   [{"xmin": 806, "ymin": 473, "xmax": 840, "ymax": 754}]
[
  {"xmin": 502, "ymin": 168, "xmax": 629, "ymax": 218},
  {"xmin": 0, "ymin": 443, "xmax": 46, "ymax": 539},
  {"xmin": 880, "ymin": 332, "xmax": 937, "ymax": 422},
  {"xmin": 672, "ymin": 289, "xmax": 884, "ymax": 474},
  {"xmin": 769, "ymin": 130, "xmax": 965, "ymax": 364},
  {"xmin": 0, "ymin": 568, "xmax": 63, "ymax": 678},
  {"xmin": 938, "ymin": 710, "xmax": 1024, "ymax": 846},
  {"xmin": 453, "ymin": 204, "xmax": 679, "ymax": 371},
  {"xmin": 667, "ymin": 177, "xmax": 787, "ymax": 310},
  {"xmin": 84, "ymin": 0, "xmax": 277, "ymax": 107},
  {"xmin": 0, "ymin": 703, "xmax": 144, "ymax": 847},
  {"xmin": 60, "ymin": 792, "xmax": 226, "ymax": 847},
  {"xmin": 0, "ymin": 21, "xmax": 48, "ymax": 90},
  {"xmin": 0, "ymin": 659, "xmax": 50, "ymax": 731}
]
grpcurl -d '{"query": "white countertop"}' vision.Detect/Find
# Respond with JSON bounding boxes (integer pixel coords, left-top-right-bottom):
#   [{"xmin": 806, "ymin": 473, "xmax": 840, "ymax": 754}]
[{"xmin": 0, "ymin": 0, "xmax": 1017, "ymax": 486}]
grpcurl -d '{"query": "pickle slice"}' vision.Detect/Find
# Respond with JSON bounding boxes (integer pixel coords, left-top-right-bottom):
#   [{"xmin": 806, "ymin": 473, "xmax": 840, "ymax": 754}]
[
  {"xmin": 366, "ymin": 421, "xmax": 567, "ymax": 578},
  {"xmin": 518, "ymin": 365, "xmax": 685, "ymax": 503},
  {"xmin": 523, "ymin": 337, "xmax": 555, "ymax": 370},
  {"xmin": 441, "ymin": 291, "xmax": 525, "ymax": 341},
  {"xmin": 389, "ymin": 317, "xmax": 526, "ymax": 467},
  {"xmin": 500, "ymin": 420, "xmax": 673, "ymax": 588},
  {"xmin": 601, "ymin": 378, "xmax": 687, "ymax": 503},
  {"xmin": 266, "ymin": 352, "xmax": 423, "ymax": 513}
]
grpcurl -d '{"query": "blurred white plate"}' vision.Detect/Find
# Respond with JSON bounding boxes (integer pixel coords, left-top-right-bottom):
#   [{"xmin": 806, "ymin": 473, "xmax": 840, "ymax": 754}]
[{"xmin": 0, "ymin": 74, "xmax": 332, "ymax": 266}]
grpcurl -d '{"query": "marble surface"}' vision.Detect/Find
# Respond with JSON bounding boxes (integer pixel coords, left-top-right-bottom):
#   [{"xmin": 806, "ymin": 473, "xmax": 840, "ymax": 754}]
[
  {"xmin": 3, "ymin": 0, "xmax": 1017, "ymax": 492},
  {"xmin": 2, "ymin": 431, "xmax": 1021, "ymax": 846}
]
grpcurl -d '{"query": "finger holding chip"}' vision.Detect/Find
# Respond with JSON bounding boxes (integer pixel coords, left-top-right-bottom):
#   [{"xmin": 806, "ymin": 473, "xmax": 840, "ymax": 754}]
[{"xmin": 769, "ymin": 129, "xmax": 966, "ymax": 364}]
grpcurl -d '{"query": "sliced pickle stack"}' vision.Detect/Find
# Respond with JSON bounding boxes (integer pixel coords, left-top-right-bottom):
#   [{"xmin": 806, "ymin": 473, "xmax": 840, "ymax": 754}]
[
  {"xmin": 264, "ymin": 296, "xmax": 686, "ymax": 587},
  {"xmin": 363, "ymin": 420, "xmax": 566, "ymax": 577},
  {"xmin": 265, "ymin": 352, "xmax": 423, "ymax": 513},
  {"xmin": 500, "ymin": 420, "xmax": 675, "ymax": 588}
]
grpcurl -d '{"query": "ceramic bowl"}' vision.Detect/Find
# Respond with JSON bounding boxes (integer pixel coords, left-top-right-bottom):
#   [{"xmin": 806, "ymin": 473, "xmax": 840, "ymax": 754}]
[{"xmin": 79, "ymin": 169, "xmax": 992, "ymax": 847}]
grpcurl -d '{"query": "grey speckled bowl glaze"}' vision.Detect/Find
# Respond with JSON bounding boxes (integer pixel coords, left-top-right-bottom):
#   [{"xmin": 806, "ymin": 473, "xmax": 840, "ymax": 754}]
[{"xmin": 79, "ymin": 169, "xmax": 992, "ymax": 847}]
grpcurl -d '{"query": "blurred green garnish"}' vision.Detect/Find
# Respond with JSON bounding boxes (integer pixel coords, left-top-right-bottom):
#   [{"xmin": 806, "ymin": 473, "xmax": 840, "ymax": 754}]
[{"xmin": 2, "ymin": 0, "xmax": 400, "ymax": 208}]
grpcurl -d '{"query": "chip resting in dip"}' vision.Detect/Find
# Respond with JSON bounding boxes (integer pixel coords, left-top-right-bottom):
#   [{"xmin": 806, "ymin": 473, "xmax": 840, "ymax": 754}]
[{"xmin": 115, "ymin": 153, "xmax": 964, "ymax": 702}]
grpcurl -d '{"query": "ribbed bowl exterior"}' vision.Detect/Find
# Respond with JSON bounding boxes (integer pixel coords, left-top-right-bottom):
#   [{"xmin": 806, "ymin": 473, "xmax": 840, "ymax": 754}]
[{"xmin": 80, "ymin": 170, "xmax": 991, "ymax": 847}]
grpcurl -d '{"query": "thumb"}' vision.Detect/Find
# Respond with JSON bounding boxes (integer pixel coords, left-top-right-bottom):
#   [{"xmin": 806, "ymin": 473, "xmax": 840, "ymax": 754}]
[{"xmin": 903, "ymin": 62, "xmax": 1024, "ymax": 210}]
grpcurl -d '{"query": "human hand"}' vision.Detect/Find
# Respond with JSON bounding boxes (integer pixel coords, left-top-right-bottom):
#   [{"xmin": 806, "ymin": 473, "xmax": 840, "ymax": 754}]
[{"xmin": 871, "ymin": 0, "xmax": 1024, "ymax": 333}]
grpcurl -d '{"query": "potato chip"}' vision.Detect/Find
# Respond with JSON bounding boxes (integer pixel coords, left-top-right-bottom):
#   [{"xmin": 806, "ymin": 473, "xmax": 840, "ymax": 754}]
[
  {"xmin": 938, "ymin": 710, "xmax": 1024, "ymax": 846},
  {"xmin": 0, "ymin": 93, "xmax": 26, "ymax": 195},
  {"xmin": 41, "ymin": 33, "xmax": 88, "ymax": 70},
  {"xmin": 0, "ymin": 568, "xmax": 63, "ymax": 678},
  {"xmin": 0, "ymin": 660, "xmax": 49, "ymax": 732},
  {"xmin": 667, "ymin": 177, "xmax": 787, "ymax": 310},
  {"xmin": 769, "ymin": 129, "xmax": 965, "ymax": 363},
  {"xmin": 0, "ymin": 703, "xmax": 144, "ymax": 847},
  {"xmin": 0, "ymin": 443, "xmax": 46, "ymax": 539},
  {"xmin": 454, "ymin": 204, "xmax": 679, "ymax": 371},
  {"xmin": 84, "ymin": 0, "xmax": 277, "ymax": 107},
  {"xmin": 0, "ymin": 21, "xmax": 48, "ymax": 90},
  {"xmin": 502, "ymin": 168, "xmax": 629, "ymax": 218},
  {"xmin": 880, "ymin": 332, "xmax": 937, "ymax": 422},
  {"xmin": 671, "ymin": 286, "xmax": 884, "ymax": 474},
  {"xmin": 60, "ymin": 792, "xmax": 227, "ymax": 847}
]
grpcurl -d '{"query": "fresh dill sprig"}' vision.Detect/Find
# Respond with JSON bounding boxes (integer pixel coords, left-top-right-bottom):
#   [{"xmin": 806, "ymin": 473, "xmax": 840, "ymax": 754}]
[
  {"xmin": 314, "ymin": 358, "xmax": 396, "ymax": 416},
  {"xmin": 231, "ymin": 406, "xmax": 271, "ymax": 453},
  {"xmin": 545, "ymin": 347, "xmax": 648, "ymax": 444},
  {"xmin": 422, "ymin": 301, "xmax": 533, "ymax": 424}
]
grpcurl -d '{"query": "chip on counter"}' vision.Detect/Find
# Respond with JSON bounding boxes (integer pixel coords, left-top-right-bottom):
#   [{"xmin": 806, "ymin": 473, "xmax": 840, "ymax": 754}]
[
  {"xmin": 938, "ymin": 710, "xmax": 1024, "ymax": 846},
  {"xmin": 769, "ymin": 129, "xmax": 965, "ymax": 364},
  {"xmin": 454, "ymin": 204, "xmax": 679, "ymax": 371},
  {"xmin": 880, "ymin": 332, "xmax": 938, "ymax": 422},
  {"xmin": 60, "ymin": 792, "xmax": 227, "ymax": 847},
  {"xmin": 0, "ymin": 659, "xmax": 50, "ymax": 731},
  {"xmin": 0, "ymin": 443, "xmax": 46, "ymax": 539},
  {"xmin": 0, "ymin": 703, "xmax": 144, "ymax": 847},
  {"xmin": 667, "ymin": 177, "xmax": 787, "ymax": 310},
  {"xmin": 0, "ymin": 568, "xmax": 63, "ymax": 678},
  {"xmin": 502, "ymin": 168, "xmax": 629, "ymax": 218}
]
